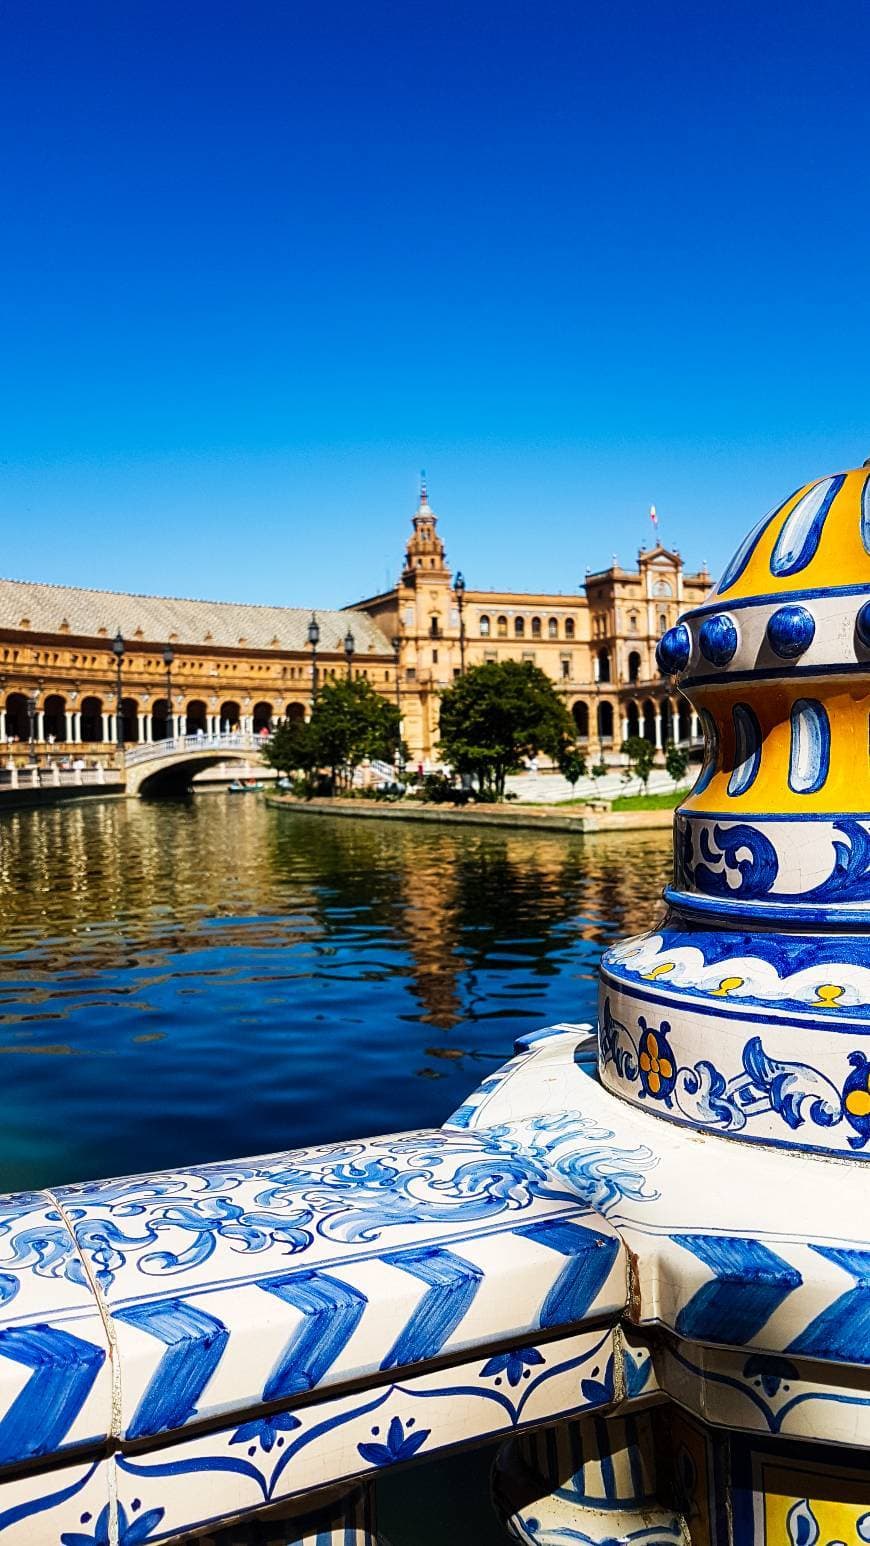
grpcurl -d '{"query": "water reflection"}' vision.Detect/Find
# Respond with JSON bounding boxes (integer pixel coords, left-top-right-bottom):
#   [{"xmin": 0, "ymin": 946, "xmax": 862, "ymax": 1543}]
[{"xmin": 0, "ymin": 797, "xmax": 671, "ymax": 1190}]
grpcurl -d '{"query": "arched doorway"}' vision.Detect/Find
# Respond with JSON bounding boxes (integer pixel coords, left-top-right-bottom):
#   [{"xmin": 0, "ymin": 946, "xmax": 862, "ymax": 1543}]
[
  {"xmin": 572, "ymin": 701, "xmax": 589, "ymax": 739},
  {"xmin": 626, "ymin": 701, "xmax": 640, "ymax": 738},
  {"xmin": 661, "ymin": 699, "xmax": 673, "ymax": 747},
  {"xmin": 628, "ymin": 650, "xmax": 641, "ymax": 684},
  {"xmin": 678, "ymin": 701, "xmax": 691, "ymax": 743},
  {"xmin": 80, "ymin": 697, "xmax": 103, "ymax": 742},
  {"xmin": 220, "ymin": 700, "xmax": 241, "ymax": 732},
  {"xmin": 253, "ymin": 701, "xmax": 273, "ymax": 735},
  {"xmin": 186, "ymin": 700, "xmax": 207, "ymax": 735},
  {"xmin": 597, "ymin": 649, "xmax": 611, "ymax": 683},
  {"xmin": 151, "ymin": 699, "xmax": 170, "ymax": 741},
  {"xmin": 43, "ymin": 694, "xmax": 67, "ymax": 742},
  {"xmin": 642, "ymin": 699, "xmax": 657, "ymax": 745},
  {"xmin": 4, "ymin": 693, "xmax": 29, "ymax": 742},
  {"xmin": 597, "ymin": 701, "xmax": 614, "ymax": 743},
  {"xmin": 285, "ymin": 702, "xmax": 306, "ymax": 723}
]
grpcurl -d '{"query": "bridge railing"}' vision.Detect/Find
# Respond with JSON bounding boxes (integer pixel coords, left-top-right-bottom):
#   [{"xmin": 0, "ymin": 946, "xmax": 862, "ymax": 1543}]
[{"xmin": 122, "ymin": 730, "xmax": 263, "ymax": 766}]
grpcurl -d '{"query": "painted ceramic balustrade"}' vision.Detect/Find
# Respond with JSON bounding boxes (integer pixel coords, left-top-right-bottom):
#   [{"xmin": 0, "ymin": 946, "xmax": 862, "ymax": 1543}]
[{"xmin": 600, "ymin": 463, "xmax": 870, "ymax": 1157}]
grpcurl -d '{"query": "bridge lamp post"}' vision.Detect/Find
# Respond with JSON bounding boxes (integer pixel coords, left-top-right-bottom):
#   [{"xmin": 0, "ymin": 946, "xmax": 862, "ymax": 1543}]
[
  {"xmin": 112, "ymin": 631, "xmax": 125, "ymax": 748},
  {"xmin": 27, "ymin": 691, "xmax": 37, "ymax": 761},
  {"xmin": 454, "ymin": 570, "xmax": 466, "ymax": 674},
  {"xmin": 162, "ymin": 645, "xmax": 174, "ymax": 739},
  {"xmin": 343, "ymin": 627, "xmax": 355, "ymax": 680},
  {"xmin": 307, "ymin": 615, "xmax": 320, "ymax": 704}
]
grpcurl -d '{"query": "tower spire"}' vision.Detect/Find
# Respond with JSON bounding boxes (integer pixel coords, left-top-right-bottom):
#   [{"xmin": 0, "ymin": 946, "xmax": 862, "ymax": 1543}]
[{"xmin": 420, "ymin": 469, "xmax": 428, "ymax": 506}]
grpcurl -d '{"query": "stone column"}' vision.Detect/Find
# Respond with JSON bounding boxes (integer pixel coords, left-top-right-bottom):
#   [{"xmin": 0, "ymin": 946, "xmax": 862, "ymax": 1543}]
[
  {"xmin": 35, "ymin": 710, "xmax": 43, "ymax": 743},
  {"xmin": 138, "ymin": 713, "xmax": 147, "ymax": 744},
  {"xmin": 69, "ymin": 711, "xmax": 80, "ymax": 743},
  {"xmin": 101, "ymin": 713, "xmax": 111, "ymax": 743},
  {"xmin": 691, "ymin": 709, "xmax": 700, "ymax": 742},
  {"xmin": 654, "ymin": 706, "xmax": 663, "ymax": 749}
]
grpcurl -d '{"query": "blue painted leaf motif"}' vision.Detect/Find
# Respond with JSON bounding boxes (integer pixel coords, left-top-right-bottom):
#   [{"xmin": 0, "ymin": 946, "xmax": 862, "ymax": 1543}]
[
  {"xmin": 61, "ymin": 1503, "xmax": 166, "ymax": 1546},
  {"xmin": 480, "ymin": 1346, "xmax": 545, "ymax": 1387},
  {"xmin": 230, "ymin": 1410, "xmax": 301, "ymax": 1452},
  {"xmin": 786, "ymin": 1499, "xmax": 819, "ymax": 1546},
  {"xmin": 692, "ymin": 823, "xmax": 779, "ymax": 899},
  {"xmin": 742, "ymin": 1353, "xmax": 798, "ymax": 1398},
  {"xmin": 624, "ymin": 1351, "xmax": 651, "ymax": 1398},
  {"xmin": 357, "ymin": 1415, "xmax": 430, "ymax": 1466}
]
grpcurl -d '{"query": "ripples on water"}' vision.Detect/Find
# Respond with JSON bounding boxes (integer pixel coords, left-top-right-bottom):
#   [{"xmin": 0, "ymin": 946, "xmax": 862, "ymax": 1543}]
[{"xmin": 0, "ymin": 796, "xmax": 671, "ymax": 1191}]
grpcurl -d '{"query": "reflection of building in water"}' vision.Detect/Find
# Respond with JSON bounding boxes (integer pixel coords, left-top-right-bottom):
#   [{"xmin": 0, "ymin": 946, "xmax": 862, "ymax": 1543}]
[{"xmin": 0, "ymin": 480, "xmax": 708, "ymax": 766}]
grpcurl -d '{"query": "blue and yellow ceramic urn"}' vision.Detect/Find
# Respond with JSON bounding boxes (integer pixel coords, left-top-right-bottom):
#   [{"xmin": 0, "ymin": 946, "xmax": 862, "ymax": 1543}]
[{"xmin": 600, "ymin": 465, "xmax": 870, "ymax": 1156}]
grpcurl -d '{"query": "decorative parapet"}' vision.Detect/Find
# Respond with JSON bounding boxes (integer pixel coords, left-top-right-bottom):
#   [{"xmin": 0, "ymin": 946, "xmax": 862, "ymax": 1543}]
[{"xmin": 5, "ymin": 461, "xmax": 870, "ymax": 1543}]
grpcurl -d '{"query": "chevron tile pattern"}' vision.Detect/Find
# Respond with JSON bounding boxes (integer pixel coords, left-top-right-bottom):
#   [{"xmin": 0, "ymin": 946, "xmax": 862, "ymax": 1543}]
[{"xmin": 48, "ymin": 1129, "xmax": 625, "ymax": 1441}]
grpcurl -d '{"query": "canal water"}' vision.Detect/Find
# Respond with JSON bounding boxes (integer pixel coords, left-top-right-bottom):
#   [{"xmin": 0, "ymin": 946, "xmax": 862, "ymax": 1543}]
[{"xmin": 0, "ymin": 794, "xmax": 672, "ymax": 1540}]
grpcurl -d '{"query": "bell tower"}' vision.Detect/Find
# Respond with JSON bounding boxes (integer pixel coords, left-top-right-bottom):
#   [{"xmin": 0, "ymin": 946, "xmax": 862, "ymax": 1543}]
[{"xmin": 402, "ymin": 475, "xmax": 451, "ymax": 586}]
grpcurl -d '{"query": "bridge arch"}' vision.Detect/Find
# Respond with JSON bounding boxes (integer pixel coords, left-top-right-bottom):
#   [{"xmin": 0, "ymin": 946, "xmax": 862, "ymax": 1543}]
[{"xmin": 123, "ymin": 732, "xmax": 266, "ymax": 797}]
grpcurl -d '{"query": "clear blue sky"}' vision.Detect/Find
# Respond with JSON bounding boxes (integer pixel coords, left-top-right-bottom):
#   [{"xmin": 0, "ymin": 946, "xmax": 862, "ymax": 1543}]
[{"xmin": 2, "ymin": 1, "xmax": 870, "ymax": 607}]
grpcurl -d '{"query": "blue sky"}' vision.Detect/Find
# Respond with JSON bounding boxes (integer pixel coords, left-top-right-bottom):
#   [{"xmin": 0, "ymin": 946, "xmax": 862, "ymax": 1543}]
[{"xmin": 2, "ymin": 0, "xmax": 870, "ymax": 607}]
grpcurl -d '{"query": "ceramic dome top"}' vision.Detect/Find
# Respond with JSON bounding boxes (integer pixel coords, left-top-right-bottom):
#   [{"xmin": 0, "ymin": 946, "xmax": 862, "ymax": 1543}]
[{"xmin": 711, "ymin": 465, "xmax": 870, "ymax": 602}]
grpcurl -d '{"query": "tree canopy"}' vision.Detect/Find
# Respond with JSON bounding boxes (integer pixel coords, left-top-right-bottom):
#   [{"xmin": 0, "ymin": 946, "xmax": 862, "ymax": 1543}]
[
  {"xmin": 438, "ymin": 659, "xmax": 574, "ymax": 799},
  {"xmin": 264, "ymin": 678, "xmax": 400, "ymax": 790}
]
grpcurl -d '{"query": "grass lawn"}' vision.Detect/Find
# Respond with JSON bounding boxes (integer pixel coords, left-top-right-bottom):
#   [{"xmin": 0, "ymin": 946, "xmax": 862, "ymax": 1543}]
[{"xmin": 610, "ymin": 787, "xmax": 688, "ymax": 811}]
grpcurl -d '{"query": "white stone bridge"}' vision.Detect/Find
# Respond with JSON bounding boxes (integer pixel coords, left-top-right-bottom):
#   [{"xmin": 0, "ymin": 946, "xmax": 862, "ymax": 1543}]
[{"xmin": 122, "ymin": 730, "xmax": 267, "ymax": 794}]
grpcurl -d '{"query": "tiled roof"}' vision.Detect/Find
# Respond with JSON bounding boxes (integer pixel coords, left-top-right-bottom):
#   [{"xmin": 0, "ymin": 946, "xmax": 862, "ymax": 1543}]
[{"xmin": 0, "ymin": 577, "xmax": 392, "ymax": 656}]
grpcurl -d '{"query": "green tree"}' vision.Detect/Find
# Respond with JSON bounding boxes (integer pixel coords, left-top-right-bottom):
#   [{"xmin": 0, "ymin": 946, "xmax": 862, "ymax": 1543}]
[
  {"xmin": 557, "ymin": 739, "xmax": 588, "ymax": 791},
  {"xmin": 262, "ymin": 717, "xmax": 319, "ymax": 780},
  {"xmin": 438, "ymin": 660, "xmax": 573, "ymax": 800},
  {"xmin": 664, "ymin": 741, "xmax": 690, "ymax": 785},
  {"xmin": 310, "ymin": 677, "xmax": 401, "ymax": 791},
  {"xmin": 621, "ymin": 734, "xmax": 655, "ymax": 793}
]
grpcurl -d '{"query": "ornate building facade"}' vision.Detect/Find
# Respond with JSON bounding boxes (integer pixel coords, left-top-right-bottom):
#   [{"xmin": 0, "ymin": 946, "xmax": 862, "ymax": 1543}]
[
  {"xmin": 351, "ymin": 481, "xmax": 711, "ymax": 761},
  {"xmin": 0, "ymin": 481, "xmax": 710, "ymax": 766}
]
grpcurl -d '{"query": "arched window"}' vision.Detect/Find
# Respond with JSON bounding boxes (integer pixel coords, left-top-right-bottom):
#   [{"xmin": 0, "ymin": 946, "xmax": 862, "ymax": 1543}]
[
  {"xmin": 597, "ymin": 649, "xmax": 611, "ymax": 683},
  {"xmin": 548, "ymin": 618, "xmax": 558, "ymax": 638},
  {"xmin": 514, "ymin": 616, "xmax": 525, "ymax": 637},
  {"xmin": 572, "ymin": 701, "xmax": 589, "ymax": 738},
  {"xmin": 597, "ymin": 701, "xmax": 614, "ymax": 741},
  {"xmin": 531, "ymin": 616, "xmax": 541, "ymax": 638},
  {"xmin": 4, "ymin": 692, "xmax": 29, "ymax": 742},
  {"xmin": 252, "ymin": 701, "xmax": 273, "ymax": 735},
  {"xmin": 80, "ymin": 696, "xmax": 103, "ymax": 743},
  {"xmin": 655, "ymin": 579, "xmax": 673, "ymax": 597},
  {"xmin": 151, "ymin": 698, "xmax": 171, "ymax": 741},
  {"xmin": 285, "ymin": 702, "xmax": 306, "ymax": 723},
  {"xmin": 565, "ymin": 618, "xmax": 575, "ymax": 639},
  {"xmin": 642, "ymin": 700, "xmax": 657, "ymax": 745},
  {"xmin": 43, "ymin": 694, "xmax": 67, "ymax": 742},
  {"xmin": 220, "ymin": 700, "xmax": 241, "ymax": 732},
  {"xmin": 479, "ymin": 615, "xmax": 491, "ymax": 637},
  {"xmin": 186, "ymin": 700, "xmax": 208, "ymax": 735},
  {"xmin": 497, "ymin": 616, "xmax": 508, "ymax": 638},
  {"xmin": 120, "ymin": 698, "xmax": 139, "ymax": 743},
  {"xmin": 628, "ymin": 612, "xmax": 638, "ymax": 633},
  {"xmin": 628, "ymin": 650, "xmax": 641, "ymax": 683},
  {"xmin": 659, "ymin": 612, "xmax": 668, "ymax": 632}
]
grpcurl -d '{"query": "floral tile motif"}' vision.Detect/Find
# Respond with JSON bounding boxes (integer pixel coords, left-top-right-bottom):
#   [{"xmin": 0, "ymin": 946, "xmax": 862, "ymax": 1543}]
[
  {"xmin": 453, "ymin": 1029, "xmax": 870, "ymax": 1365},
  {"xmin": 52, "ymin": 1129, "xmax": 624, "ymax": 1441},
  {"xmin": 0, "ymin": 1455, "xmax": 111, "ymax": 1546},
  {"xmin": 0, "ymin": 1191, "xmax": 112, "ymax": 1466},
  {"xmin": 114, "ymin": 1327, "xmax": 618, "ymax": 1543}
]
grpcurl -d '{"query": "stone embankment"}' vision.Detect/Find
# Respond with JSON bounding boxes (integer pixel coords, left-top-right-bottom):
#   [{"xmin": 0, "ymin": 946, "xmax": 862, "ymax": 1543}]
[{"xmin": 265, "ymin": 793, "xmax": 675, "ymax": 832}]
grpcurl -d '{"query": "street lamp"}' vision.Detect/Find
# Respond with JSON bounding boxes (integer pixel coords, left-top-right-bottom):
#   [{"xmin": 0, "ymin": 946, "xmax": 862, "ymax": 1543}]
[
  {"xmin": 112, "ymin": 630, "xmax": 125, "ymax": 748},
  {"xmin": 27, "ymin": 691, "xmax": 37, "ymax": 761},
  {"xmin": 454, "ymin": 571, "xmax": 466, "ymax": 674},
  {"xmin": 163, "ymin": 644, "xmax": 174, "ymax": 739},
  {"xmin": 343, "ymin": 627, "xmax": 355, "ymax": 680},
  {"xmin": 307, "ymin": 614, "xmax": 320, "ymax": 701}
]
